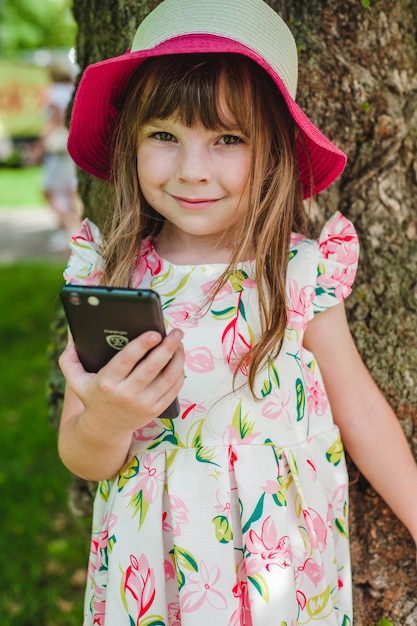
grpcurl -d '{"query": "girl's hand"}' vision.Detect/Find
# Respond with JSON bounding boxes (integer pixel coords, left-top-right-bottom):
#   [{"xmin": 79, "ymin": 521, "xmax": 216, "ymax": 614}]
[
  {"xmin": 59, "ymin": 329, "xmax": 184, "ymax": 433},
  {"xmin": 58, "ymin": 329, "xmax": 184, "ymax": 479}
]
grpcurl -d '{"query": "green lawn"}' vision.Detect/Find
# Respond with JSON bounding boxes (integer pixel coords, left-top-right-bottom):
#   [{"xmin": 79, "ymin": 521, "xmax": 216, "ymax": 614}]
[
  {"xmin": 0, "ymin": 262, "xmax": 90, "ymax": 625},
  {"xmin": 0, "ymin": 166, "xmax": 45, "ymax": 209}
]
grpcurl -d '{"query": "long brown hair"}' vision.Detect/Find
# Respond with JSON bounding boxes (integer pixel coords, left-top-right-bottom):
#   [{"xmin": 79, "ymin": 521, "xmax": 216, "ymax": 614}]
[{"xmin": 101, "ymin": 53, "xmax": 310, "ymax": 397}]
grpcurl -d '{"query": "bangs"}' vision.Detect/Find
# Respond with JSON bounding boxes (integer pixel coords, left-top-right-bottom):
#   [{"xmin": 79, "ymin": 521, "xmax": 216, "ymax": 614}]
[{"xmin": 136, "ymin": 54, "xmax": 254, "ymax": 134}]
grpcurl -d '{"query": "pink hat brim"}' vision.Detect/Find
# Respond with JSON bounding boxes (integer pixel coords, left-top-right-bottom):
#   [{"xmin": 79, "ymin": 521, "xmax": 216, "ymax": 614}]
[{"xmin": 68, "ymin": 35, "xmax": 346, "ymax": 198}]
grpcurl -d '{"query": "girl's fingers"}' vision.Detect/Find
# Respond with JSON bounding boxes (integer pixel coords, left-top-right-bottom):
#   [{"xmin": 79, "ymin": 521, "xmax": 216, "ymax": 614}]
[
  {"xmin": 127, "ymin": 329, "xmax": 184, "ymax": 383},
  {"xmin": 59, "ymin": 338, "xmax": 86, "ymax": 379}
]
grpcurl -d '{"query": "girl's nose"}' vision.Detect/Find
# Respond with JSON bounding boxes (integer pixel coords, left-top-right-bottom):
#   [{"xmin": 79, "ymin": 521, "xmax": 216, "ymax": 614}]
[{"xmin": 177, "ymin": 145, "xmax": 210, "ymax": 183}]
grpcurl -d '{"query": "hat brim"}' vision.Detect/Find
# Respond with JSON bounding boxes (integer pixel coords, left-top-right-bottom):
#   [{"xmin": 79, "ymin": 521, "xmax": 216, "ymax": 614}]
[{"xmin": 68, "ymin": 35, "xmax": 346, "ymax": 198}]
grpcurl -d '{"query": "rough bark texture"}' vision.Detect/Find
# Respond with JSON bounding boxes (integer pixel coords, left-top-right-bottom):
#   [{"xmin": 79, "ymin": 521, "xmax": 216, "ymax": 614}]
[
  {"xmin": 51, "ymin": 0, "xmax": 417, "ymax": 622},
  {"xmin": 269, "ymin": 2, "xmax": 417, "ymax": 623}
]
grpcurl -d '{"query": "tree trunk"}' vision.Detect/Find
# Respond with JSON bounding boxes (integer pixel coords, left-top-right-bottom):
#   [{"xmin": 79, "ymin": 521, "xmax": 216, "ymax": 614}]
[{"xmin": 51, "ymin": 0, "xmax": 417, "ymax": 622}]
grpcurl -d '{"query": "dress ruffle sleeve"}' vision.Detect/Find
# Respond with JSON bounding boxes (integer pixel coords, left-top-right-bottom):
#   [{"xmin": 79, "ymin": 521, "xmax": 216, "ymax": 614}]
[
  {"xmin": 63, "ymin": 218, "xmax": 105, "ymax": 285},
  {"xmin": 311, "ymin": 211, "xmax": 359, "ymax": 315}
]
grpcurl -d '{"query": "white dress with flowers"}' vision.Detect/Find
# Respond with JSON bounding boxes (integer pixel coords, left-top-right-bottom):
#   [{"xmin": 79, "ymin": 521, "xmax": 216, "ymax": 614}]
[{"xmin": 64, "ymin": 211, "xmax": 359, "ymax": 626}]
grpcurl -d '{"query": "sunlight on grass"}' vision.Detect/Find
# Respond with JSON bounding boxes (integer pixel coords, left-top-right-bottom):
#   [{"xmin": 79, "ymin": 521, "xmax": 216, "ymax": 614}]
[
  {"xmin": 0, "ymin": 262, "xmax": 89, "ymax": 626},
  {"xmin": 0, "ymin": 166, "xmax": 45, "ymax": 209}
]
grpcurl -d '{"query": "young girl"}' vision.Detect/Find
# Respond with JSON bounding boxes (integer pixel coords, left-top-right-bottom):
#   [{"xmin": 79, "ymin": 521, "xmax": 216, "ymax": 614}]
[{"xmin": 59, "ymin": 0, "xmax": 417, "ymax": 624}]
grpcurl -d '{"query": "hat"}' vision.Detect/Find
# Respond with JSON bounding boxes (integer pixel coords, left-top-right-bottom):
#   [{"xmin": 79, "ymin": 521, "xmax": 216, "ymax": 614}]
[{"xmin": 68, "ymin": 0, "xmax": 346, "ymax": 198}]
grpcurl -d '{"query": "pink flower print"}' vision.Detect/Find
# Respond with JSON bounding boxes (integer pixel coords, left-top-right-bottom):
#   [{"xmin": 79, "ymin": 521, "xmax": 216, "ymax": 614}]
[
  {"xmin": 132, "ymin": 239, "xmax": 162, "ymax": 286},
  {"xmin": 298, "ymin": 558, "xmax": 325, "ymax": 587},
  {"xmin": 133, "ymin": 419, "xmax": 162, "ymax": 441},
  {"xmin": 327, "ymin": 484, "xmax": 347, "ymax": 520},
  {"xmin": 125, "ymin": 452, "xmax": 166, "ymax": 504},
  {"xmin": 89, "ymin": 513, "xmax": 117, "ymax": 577},
  {"xmin": 122, "ymin": 553, "xmax": 156, "ymax": 619},
  {"xmin": 261, "ymin": 386, "xmax": 292, "ymax": 428},
  {"xmin": 221, "ymin": 292, "xmax": 253, "ymax": 375},
  {"xmin": 168, "ymin": 601, "xmax": 181, "ymax": 625},
  {"xmin": 185, "ymin": 346, "xmax": 215, "ymax": 373},
  {"xmin": 291, "ymin": 232, "xmax": 305, "ymax": 245},
  {"xmin": 303, "ymin": 508, "xmax": 328, "ymax": 552},
  {"xmin": 287, "ymin": 278, "xmax": 315, "ymax": 331},
  {"xmin": 228, "ymin": 445, "xmax": 238, "ymax": 471},
  {"xmin": 201, "ymin": 279, "xmax": 232, "ymax": 301},
  {"xmin": 306, "ymin": 379, "xmax": 328, "ymax": 416},
  {"xmin": 319, "ymin": 213, "xmax": 359, "ymax": 265},
  {"xmin": 182, "ymin": 562, "xmax": 227, "ymax": 612},
  {"xmin": 230, "ymin": 558, "xmax": 252, "ymax": 626},
  {"xmin": 165, "ymin": 301, "xmax": 200, "ymax": 328},
  {"xmin": 215, "ymin": 489, "xmax": 232, "ymax": 519},
  {"xmin": 92, "ymin": 583, "xmax": 106, "ymax": 625},
  {"xmin": 164, "ymin": 558, "xmax": 176, "ymax": 582},
  {"xmin": 245, "ymin": 517, "xmax": 292, "ymax": 575},
  {"xmin": 180, "ymin": 399, "xmax": 206, "ymax": 420},
  {"xmin": 162, "ymin": 495, "xmax": 189, "ymax": 537},
  {"xmin": 317, "ymin": 264, "xmax": 356, "ymax": 301},
  {"xmin": 262, "ymin": 480, "xmax": 280, "ymax": 495},
  {"xmin": 223, "ymin": 425, "xmax": 259, "ymax": 446},
  {"xmin": 302, "ymin": 364, "xmax": 328, "ymax": 416},
  {"xmin": 306, "ymin": 458, "xmax": 318, "ymax": 482}
]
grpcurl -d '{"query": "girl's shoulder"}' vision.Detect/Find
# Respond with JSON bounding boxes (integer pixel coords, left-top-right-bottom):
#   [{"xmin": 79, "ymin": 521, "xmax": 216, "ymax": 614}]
[{"xmin": 289, "ymin": 211, "xmax": 360, "ymax": 314}]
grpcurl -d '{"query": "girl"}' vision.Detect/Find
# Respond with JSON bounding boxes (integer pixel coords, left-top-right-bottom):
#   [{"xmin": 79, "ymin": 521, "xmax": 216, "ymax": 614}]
[{"xmin": 59, "ymin": 0, "xmax": 417, "ymax": 624}]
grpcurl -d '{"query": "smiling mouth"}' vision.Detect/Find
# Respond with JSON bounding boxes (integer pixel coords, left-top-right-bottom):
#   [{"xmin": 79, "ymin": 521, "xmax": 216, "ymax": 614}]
[{"xmin": 173, "ymin": 195, "xmax": 221, "ymax": 209}]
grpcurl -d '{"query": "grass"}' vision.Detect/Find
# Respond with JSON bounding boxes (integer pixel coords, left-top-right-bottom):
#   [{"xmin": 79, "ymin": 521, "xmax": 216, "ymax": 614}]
[
  {"xmin": 0, "ymin": 261, "xmax": 90, "ymax": 625},
  {"xmin": 0, "ymin": 166, "xmax": 45, "ymax": 209}
]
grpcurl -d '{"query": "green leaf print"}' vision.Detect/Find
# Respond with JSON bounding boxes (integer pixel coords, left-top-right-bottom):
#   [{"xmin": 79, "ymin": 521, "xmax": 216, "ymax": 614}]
[
  {"xmin": 151, "ymin": 265, "xmax": 195, "ymax": 296},
  {"xmin": 118, "ymin": 456, "xmax": 140, "ymax": 491},
  {"xmin": 261, "ymin": 378, "xmax": 272, "ymax": 397},
  {"xmin": 295, "ymin": 378, "xmax": 305, "ymax": 421},
  {"xmin": 231, "ymin": 399, "xmax": 255, "ymax": 440},
  {"xmin": 238, "ymin": 297, "xmax": 247, "ymax": 320},
  {"xmin": 326, "ymin": 437, "xmax": 344, "ymax": 466},
  {"xmin": 195, "ymin": 446, "xmax": 219, "ymax": 466},
  {"xmin": 341, "ymin": 617, "xmax": 352, "ymax": 626},
  {"xmin": 211, "ymin": 305, "xmax": 237, "ymax": 320},
  {"xmin": 147, "ymin": 419, "xmax": 183, "ymax": 450},
  {"xmin": 335, "ymin": 517, "xmax": 349, "ymax": 538},
  {"xmin": 242, "ymin": 493, "xmax": 266, "ymax": 534},
  {"xmin": 288, "ymin": 249, "xmax": 298, "ymax": 262},
  {"xmin": 261, "ymin": 359, "xmax": 280, "ymax": 398},
  {"xmin": 272, "ymin": 476, "xmax": 287, "ymax": 507},
  {"xmin": 229, "ymin": 269, "xmax": 249, "ymax": 292},
  {"xmin": 140, "ymin": 617, "xmax": 166, "ymax": 626},
  {"xmin": 128, "ymin": 489, "xmax": 150, "ymax": 529},
  {"xmin": 248, "ymin": 573, "xmax": 270, "ymax": 601},
  {"xmin": 173, "ymin": 546, "xmax": 198, "ymax": 572},
  {"xmin": 99, "ymin": 479, "xmax": 111, "ymax": 502},
  {"xmin": 213, "ymin": 515, "xmax": 233, "ymax": 543}
]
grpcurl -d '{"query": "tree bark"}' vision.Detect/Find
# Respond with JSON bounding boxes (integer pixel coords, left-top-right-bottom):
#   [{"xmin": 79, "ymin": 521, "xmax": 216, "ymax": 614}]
[{"xmin": 51, "ymin": 0, "xmax": 417, "ymax": 622}]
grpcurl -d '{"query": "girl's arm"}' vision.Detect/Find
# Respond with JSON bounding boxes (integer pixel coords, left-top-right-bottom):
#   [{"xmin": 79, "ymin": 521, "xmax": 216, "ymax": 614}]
[
  {"xmin": 304, "ymin": 302, "xmax": 417, "ymax": 547},
  {"xmin": 58, "ymin": 329, "xmax": 184, "ymax": 481}
]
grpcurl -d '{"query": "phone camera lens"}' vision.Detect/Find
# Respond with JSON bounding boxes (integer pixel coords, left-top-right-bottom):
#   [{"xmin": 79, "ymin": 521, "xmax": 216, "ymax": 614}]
[{"xmin": 69, "ymin": 293, "xmax": 81, "ymax": 305}]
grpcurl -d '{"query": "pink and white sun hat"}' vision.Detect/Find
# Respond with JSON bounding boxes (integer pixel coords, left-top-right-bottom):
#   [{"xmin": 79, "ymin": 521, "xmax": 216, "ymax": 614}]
[{"xmin": 67, "ymin": 0, "xmax": 347, "ymax": 198}]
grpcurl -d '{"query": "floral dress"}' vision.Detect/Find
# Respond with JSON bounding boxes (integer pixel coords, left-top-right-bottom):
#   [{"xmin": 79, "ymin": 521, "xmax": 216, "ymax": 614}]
[{"xmin": 64, "ymin": 211, "xmax": 359, "ymax": 626}]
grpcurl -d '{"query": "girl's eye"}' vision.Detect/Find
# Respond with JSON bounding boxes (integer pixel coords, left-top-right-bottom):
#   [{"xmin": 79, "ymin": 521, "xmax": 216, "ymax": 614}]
[
  {"xmin": 218, "ymin": 134, "xmax": 245, "ymax": 145},
  {"xmin": 152, "ymin": 131, "xmax": 176, "ymax": 142}
]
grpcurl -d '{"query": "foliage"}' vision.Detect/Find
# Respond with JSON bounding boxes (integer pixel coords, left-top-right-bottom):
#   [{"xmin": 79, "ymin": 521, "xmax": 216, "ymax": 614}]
[
  {"xmin": 0, "ymin": 0, "xmax": 77, "ymax": 58},
  {"xmin": 0, "ymin": 261, "xmax": 89, "ymax": 625},
  {"xmin": 0, "ymin": 167, "xmax": 45, "ymax": 208}
]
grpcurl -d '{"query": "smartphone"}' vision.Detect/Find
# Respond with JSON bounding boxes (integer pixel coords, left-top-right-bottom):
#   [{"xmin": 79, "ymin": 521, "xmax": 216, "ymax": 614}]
[{"xmin": 60, "ymin": 284, "xmax": 180, "ymax": 419}]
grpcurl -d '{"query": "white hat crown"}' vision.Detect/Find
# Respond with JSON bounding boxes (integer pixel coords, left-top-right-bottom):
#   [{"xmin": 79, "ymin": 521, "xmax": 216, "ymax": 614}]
[{"xmin": 132, "ymin": 0, "xmax": 298, "ymax": 99}]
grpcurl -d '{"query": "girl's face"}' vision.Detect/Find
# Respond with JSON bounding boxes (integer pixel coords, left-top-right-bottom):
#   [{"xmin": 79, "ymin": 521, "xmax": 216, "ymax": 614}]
[{"xmin": 136, "ymin": 109, "xmax": 251, "ymax": 261}]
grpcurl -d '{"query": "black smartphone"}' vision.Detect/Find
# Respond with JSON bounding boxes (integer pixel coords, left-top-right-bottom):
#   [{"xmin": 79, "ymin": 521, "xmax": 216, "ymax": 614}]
[{"xmin": 60, "ymin": 284, "xmax": 180, "ymax": 419}]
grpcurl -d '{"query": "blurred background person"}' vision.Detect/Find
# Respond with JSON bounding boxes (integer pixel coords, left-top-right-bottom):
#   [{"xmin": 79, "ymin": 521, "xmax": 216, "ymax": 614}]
[{"xmin": 41, "ymin": 62, "xmax": 82, "ymax": 251}]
